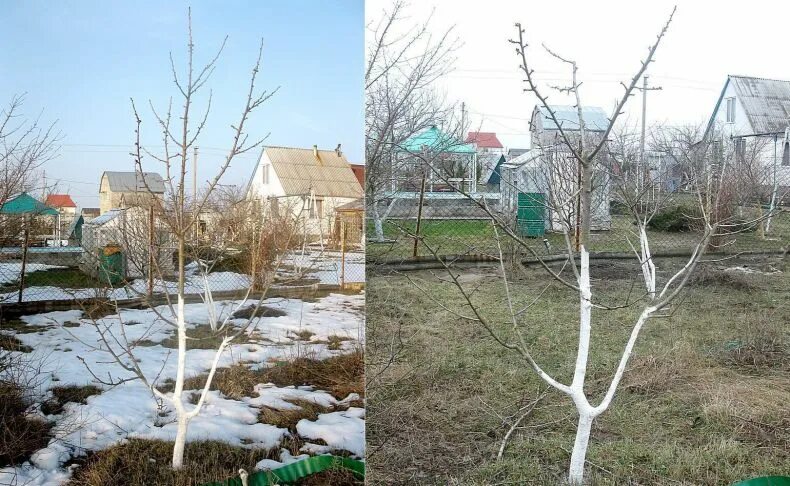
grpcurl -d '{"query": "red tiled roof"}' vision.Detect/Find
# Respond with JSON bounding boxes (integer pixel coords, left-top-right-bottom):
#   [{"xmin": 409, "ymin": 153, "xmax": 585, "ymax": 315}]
[
  {"xmin": 465, "ymin": 131, "xmax": 503, "ymax": 149},
  {"xmin": 45, "ymin": 194, "xmax": 77, "ymax": 208}
]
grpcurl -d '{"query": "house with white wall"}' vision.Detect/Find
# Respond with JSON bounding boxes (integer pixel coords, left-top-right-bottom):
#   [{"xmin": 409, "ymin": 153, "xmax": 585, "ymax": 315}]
[
  {"xmin": 703, "ymin": 75, "xmax": 790, "ymax": 200},
  {"xmin": 99, "ymin": 171, "xmax": 165, "ymax": 215},
  {"xmin": 466, "ymin": 131, "xmax": 505, "ymax": 156},
  {"xmin": 246, "ymin": 145, "xmax": 363, "ymax": 243},
  {"xmin": 524, "ymin": 104, "xmax": 611, "ymax": 231}
]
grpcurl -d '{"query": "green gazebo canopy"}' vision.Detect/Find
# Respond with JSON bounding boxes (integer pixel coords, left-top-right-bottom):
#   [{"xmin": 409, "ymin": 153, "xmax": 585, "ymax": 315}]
[
  {"xmin": 400, "ymin": 126, "xmax": 476, "ymax": 154},
  {"xmin": 0, "ymin": 192, "xmax": 58, "ymax": 215}
]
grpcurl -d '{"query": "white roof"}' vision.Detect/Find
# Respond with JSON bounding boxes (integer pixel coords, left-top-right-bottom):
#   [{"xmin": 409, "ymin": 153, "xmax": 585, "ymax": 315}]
[{"xmin": 86, "ymin": 208, "xmax": 124, "ymax": 226}]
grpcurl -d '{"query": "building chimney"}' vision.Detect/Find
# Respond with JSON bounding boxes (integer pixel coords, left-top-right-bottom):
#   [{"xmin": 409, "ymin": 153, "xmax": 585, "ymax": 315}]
[
  {"xmin": 335, "ymin": 143, "xmax": 342, "ymax": 157},
  {"xmin": 313, "ymin": 145, "xmax": 318, "ymax": 158}
]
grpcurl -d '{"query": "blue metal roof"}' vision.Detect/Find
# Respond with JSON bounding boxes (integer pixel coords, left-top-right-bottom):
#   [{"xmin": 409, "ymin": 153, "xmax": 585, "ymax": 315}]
[
  {"xmin": 536, "ymin": 105, "xmax": 609, "ymax": 132},
  {"xmin": 0, "ymin": 192, "xmax": 58, "ymax": 215},
  {"xmin": 400, "ymin": 126, "xmax": 476, "ymax": 154}
]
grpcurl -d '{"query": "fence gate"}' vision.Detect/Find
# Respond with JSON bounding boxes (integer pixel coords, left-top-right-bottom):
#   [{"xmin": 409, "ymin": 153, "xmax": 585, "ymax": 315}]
[{"xmin": 517, "ymin": 192, "xmax": 546, "ymax": 237}]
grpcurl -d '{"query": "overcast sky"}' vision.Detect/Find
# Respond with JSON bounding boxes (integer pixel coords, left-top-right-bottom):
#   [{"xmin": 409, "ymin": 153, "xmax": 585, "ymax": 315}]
[
  {"xmin": 2, "ymin": 1, "xmax": 363, "ymax": 209},
  {"xmin": 366, "ymin": 0, "xmax": 790, "ymax": 150}
]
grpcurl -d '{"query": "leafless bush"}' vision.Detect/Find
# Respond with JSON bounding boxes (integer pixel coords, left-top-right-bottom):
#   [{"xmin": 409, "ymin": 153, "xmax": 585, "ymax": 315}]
[
  {"xmin": 719, "ymin": 313, "xmax": 789, "ymax": 371},
  {"xmin": 0, "ymin": 351, "xmax": 50, "ymax": 468}
]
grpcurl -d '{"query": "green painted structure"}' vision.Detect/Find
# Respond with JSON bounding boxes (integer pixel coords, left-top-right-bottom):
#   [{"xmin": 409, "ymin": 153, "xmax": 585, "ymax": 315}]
[
  {"xmin": 201, "ymin": 455, "xmax": 364, "ymax": 486},
  {"xmin": 400, "ymin": 126, "xmax": 476, "ymax": 154},
  {"xmin": 516, "ymin": 192, "xmax": 546, "ymax": 237},
  {"xmin": 98, "ymin": 245, "xmax": 125, "ymax": 285},
  {"xmin": 0, "ymin": 192, "xmax": 58, "ymax": 215}
]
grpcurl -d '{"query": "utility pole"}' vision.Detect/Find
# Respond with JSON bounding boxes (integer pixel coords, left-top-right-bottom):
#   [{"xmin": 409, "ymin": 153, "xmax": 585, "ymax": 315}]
[
  {"xmin": 635, "ymin": 75, "xmax": 662, "ymax": 204},
  {"xmin": 460, "ymin": 101, "xmax": 467, "ymax": 143}
]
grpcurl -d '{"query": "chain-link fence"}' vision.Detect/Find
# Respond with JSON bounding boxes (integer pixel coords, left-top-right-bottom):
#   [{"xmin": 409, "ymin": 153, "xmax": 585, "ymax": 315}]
[
  {"xmin": 0, "ymin": 205, "xmax": 363, "ymax": 305},
  {"xmin": 366, "ymin": 190, "xmax": 790, "ymax": 266}
]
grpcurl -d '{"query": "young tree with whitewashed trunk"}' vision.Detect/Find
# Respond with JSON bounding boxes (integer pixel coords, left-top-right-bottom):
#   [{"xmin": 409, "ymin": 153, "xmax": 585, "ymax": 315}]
[
  {"xmin": 402, "ymin": 6, "xmax": 761, "ymax": 483},
  {"xmin": 71, "ymin": 10, "xmax": 283, "ymax": 470},
  {"xmin": 133, "ymin": 12, "xmax": 276, "ymax": 469}
]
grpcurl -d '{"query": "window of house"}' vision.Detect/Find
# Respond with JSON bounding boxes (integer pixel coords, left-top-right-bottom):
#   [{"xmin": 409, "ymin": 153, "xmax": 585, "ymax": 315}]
[
  {"xmin": 783, "ymin": 142, "xmax": 790, "ymax": 166},
  {"xmin": 735, "ymin": 137, "xmax": 746, "ymax": 162},
  {"xmin": 261, "ymin": 164, "xmax": 269, "ymax": 184},
  {"xmin": 310, "ymin": 198, "xmax": 324, "ymax": 219},
  {"xmin": 726, "ymin": 98, "xmax": 736, "ymax": 123},
  {"xmin": 270, "ymin": 197, "xmax": 279, "ymax": 218}
]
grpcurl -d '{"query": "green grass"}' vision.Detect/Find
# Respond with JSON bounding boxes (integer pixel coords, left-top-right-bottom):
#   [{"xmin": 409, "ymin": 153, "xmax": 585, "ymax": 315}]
[
  {"xmin": 366, "ymin": 256, "xmax": 790, "ymax": 484},
  {"xmin": 367, "ymin": 212, "xmax": 790, "ymax": 261},
  {"xmin": 0, "ymin": 267, "xmax": 112, "ymax": 292}
]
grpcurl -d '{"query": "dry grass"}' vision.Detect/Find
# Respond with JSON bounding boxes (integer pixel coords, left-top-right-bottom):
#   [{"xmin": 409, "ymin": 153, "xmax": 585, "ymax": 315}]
[
  {"xmin": 158, "ymin": 324, "xmax": 255, "ymax": 350},
  {"xmin": 0, "ymin": 381, "xmax": 52, "ymax": 467},
  {"xmin": 232, "ymin": 304, "xmax": 288, "ymax": 319},
  {"xmin": 367, "ymin": 256, "xmax": 790, "ymax": 485},
  {"xmin": 158, "ymin": 350, "xmax": 364, "ymax": 402},
  {"xmin": 41, "ymin": 385, "xmax": 102, "ymax": 416},
  {"xmin": 687, "ymin": 265, "xmax": 757, "ymax": 290},
  {"xmin": 82, "ymin": 300, "xmax": 117, "ymax": 320},
  {"xmin": 258, "ymin": 398, "xmax": 332, "ymax": 431},
  {"xmin": 291, "ymin": 329, "xmax": 316, "ymax": 341},
  {"xmin": 717, "ymin": 313, "xmax": 789, "ymax": 371},
  {"xmin": 0, "ymin": 334, "xmax": 33, "ymax": 353},
  {"xmin": 67, "ymin": 439, "xmax": 276, "ymax": 486},
  {"xmin": 327, "ymin": 335, "xmax": 353, "ymax": 351}
]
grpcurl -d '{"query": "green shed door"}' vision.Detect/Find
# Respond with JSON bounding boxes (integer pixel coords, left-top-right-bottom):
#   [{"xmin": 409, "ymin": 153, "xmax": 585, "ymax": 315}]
[{"xmin": 517, "ymin": 192, "xmax": 546, "ymax": 237}]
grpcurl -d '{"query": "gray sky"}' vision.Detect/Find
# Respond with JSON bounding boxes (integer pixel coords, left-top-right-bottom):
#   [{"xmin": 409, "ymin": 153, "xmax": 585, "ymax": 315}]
[{"xmin": 366, "ymin": 0, "xmax": 789, "ymax": 149}]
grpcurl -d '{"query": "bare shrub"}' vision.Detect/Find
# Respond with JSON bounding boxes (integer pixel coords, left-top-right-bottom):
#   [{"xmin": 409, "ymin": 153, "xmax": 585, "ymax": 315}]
[
  {"xmin": 719, "ymin": 314, "xmax": 789, "ymax": 371},
  {"xmin": 688, "ymin": 266, "xmax": 755, "ymax": 291},
  {"xmin": 0, "ymin": 352, "xmax": 51, "ymax": 468}
]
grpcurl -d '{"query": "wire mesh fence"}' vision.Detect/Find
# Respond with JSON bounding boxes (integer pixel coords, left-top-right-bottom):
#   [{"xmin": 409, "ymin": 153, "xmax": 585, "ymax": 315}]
[
  {"xmin": 0, "ymin": 206, "xmax": 364, "ymax": 305},
  {"xmin": 366, "ymin": 190, "xmax": 790, "ymax": 266}
]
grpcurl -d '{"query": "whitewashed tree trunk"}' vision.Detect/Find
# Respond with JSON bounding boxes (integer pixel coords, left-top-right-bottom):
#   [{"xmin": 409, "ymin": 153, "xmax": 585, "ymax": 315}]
[
  {"xmin": 373, "ymin": 207, "xmax": 385, "ymax": 242},
  {"xmin": 567, "ymin": 248, "xmax": 595, "ymax": 484},
  {"xmin": 372, "ymin": 198, "xmax": 398, "ymax": 242},
  {"xmin": 171, "ymin": 413, "xmax": 189, "ymax": 469},
  {"xmin": 171, "ymin": 247, "xmax": 189, "ymax": 468},
  {"xmin": 568, "ymin": 412, "xmax": 594, "ymax": 484}
]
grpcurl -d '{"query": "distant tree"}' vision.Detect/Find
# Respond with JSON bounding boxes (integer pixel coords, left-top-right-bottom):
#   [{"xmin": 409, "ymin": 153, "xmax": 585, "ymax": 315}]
[
  {"xmin": 0, "ymin": 94, "xmax": 60, "ymax": 205},
  {"xmin": 365, "ymin": 0, "xmax": 459, "ymax": 241}
]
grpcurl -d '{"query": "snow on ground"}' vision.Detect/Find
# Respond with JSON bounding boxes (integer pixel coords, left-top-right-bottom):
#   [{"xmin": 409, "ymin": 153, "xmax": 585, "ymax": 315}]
[
  {"xmin": 297, "ymin": 407, "xmax": 366, "ymax": 457},
  {"xmin": 0, "ymin": 292, "xmax": 364, "ymax": 485},
  {"xmin": 0, "ymin": 263, "xmax": 66, "ymax": 285},
  {"xmin": 0, "ymin": 250, "xmax": 361, "ymax": 302},
  {"xmin": 0, "ymin": 271, "xmax": 254, "ymax": 303},
  {"xmin": 282, "ymin": 250, "xmax": 364, "ymax": 285}
]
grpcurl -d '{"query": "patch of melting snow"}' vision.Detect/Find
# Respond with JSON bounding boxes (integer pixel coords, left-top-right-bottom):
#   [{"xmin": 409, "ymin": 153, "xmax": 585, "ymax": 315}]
[
  {"xmin": 296, "ymin": 407, "xmax": 365, "ymax": 458},
  {"xmin": 724, "ymin": 265, "xmax": 781, "ymax": 275},
  {"xmin": 254, "ymin": 449, "xmax": 311, "ymax": 471},
  {"xmin": 1, "ymin": 292, "xmax": 364, "ymax": 484},
  {"xmin": 0, "ymin": 249, "xmax": 361, "ymax": 302}
]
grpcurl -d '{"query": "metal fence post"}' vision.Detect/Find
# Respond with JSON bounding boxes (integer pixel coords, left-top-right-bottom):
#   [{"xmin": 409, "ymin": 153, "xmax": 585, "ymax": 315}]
[
  {"xmin": 340, "ymin": 219, "xmax": 346, "ymax": 289},
  {"xmin": 148, "ymin": 206, "xmax": 154, "ymax": 298},
  {"xmin": 413, "ymin": 168, "xmax": 427, "ymax": 258},
  {"xmin": 18, "ymin": 215, "xmax": 30, "ymax": 304}
]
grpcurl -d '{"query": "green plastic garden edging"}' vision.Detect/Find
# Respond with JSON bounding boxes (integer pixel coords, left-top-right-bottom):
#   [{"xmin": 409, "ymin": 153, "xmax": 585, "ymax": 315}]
[
  {"xmin": 200, "ymin": 455, "xmax": 364, "ymax": 486},
  {"xmin": 733, "ymin": 477, "xmax": 790, "ymax": 486}
]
